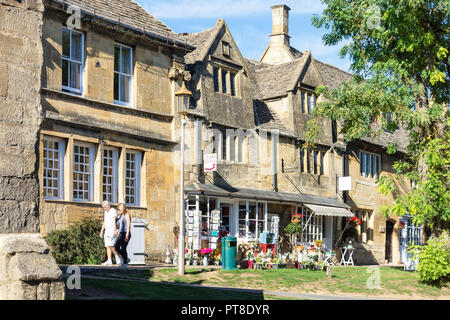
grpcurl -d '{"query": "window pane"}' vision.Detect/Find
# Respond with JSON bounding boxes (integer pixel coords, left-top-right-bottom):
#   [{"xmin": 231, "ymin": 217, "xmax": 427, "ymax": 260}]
[
  {"xmin": 62, "ymin": 59, "xmax": 69, "ymax": 87},
  {"xmin": 222, "ymin": 70, "xmax": 227, "ymax": 94},
  {"xmin": 120, "ymin": 74, "xmax": 130, "ymax": 103},
  {"xmin": 121, "ymin": 47, "xmax": 131, "ymax": 75},
  {"xmin": 230, "ymin": 72, "xmax": 236, "ymax": 96},
  {"xmin": 71, "ymin": 32, "xmax": 82, "ymax": 61},
  {"xmin": 114, "ymin": 46, "xmax": 120, "ymax": 72},
  {"xmin": 300, "ymin": 148, "xmax": 304, "ymax": 172},
  {"xmin": 114, "ymin": 73, "xmax": 119, "ymax": 101},
  {"xmin": 62, "ymin": 29, "xmax": 70, "ymax": 57},
  {"xmin": 69, "ymin": 62, "xmax": 81, "ymax": 90},
  {"xmin": 213, "ymin": 67, "xmax": 219, "ymax": 92}
]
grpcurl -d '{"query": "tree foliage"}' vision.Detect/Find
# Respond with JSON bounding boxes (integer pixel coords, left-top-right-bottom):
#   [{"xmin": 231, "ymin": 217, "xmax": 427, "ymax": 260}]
[{"xmin": 306, "ymin": 0, "xmax": 449, "ymax": 234}]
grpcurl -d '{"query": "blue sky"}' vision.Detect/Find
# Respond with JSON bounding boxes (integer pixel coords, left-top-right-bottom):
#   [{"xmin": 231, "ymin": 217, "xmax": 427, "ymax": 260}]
[{"xmin": 136, "ymin": 0, "xmax": 352, "ymax": 72}]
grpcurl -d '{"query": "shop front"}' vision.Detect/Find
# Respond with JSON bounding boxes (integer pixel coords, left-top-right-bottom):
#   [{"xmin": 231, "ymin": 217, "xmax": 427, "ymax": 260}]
[{"xmin": 184, "ymin": 183, "xmax": 354, "ymax": 256}]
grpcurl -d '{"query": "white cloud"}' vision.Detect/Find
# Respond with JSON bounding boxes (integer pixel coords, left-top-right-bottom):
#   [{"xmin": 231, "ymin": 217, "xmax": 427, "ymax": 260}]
[{"xmin": 139, "ymin": 0, "xmax": 325, "ymax": 19}]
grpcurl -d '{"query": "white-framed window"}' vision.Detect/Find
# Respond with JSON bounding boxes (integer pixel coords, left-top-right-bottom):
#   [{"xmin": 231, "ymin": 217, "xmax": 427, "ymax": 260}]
[
  {"xmin": 359, "ymin": 151, "xmax": 381, "ymax": 178},
  {"xmin": 102, "ymin": 147, "xmax": 119, "ymax": 203},
  {"xmin": 62, "ymin": 28, "xmax": 84, "ymax": 94},
  {"xmin": 43, "ymin": 137, "xmax": 66, "ymax": 200},
  {"xmin": 114, "ymin": 43, "xmax": 133, "ymax": 106},
  {"xmin": 238, "ymin": 201, "xmax": 267, "ymax": 241},
  {"xmin": 298, "ymin": 206, "xmax": 323, "ymax": 243},
  {"xmin": 73, "ymin": 142, "xmax": 95, "ymax": 202},
  {"xmin": 125, "ymin": 150, "xmax": 141, "ymax": 206}
]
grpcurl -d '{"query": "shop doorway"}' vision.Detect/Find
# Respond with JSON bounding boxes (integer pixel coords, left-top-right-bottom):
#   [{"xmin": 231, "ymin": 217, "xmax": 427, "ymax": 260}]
[
  {"xmin": 385, "ymin": 220, "xmax": 395, "ymax": 263},
  {"xmin": 220, "ymin": 204, "xmax": 231, "ymax": 233}
]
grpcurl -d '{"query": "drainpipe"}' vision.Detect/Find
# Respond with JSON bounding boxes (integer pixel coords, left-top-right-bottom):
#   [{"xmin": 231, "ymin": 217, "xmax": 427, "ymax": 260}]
[
  {"xmin": 272, "ymin": 133, "xmax": 278, "ymax": 192},
  {"xmin": 342, "ymin": 141, "xmax": 348, "ymax": 203}
]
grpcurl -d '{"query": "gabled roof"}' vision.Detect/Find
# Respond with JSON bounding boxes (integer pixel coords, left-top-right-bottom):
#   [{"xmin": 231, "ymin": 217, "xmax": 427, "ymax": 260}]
[
  {"xmin": 181, "ymin": 19, "xmax": 249, "ymax": 74},
  {"xmin": 253, "ymin": 99, "xmax": 296, "ymax": 137},
  {"xmin": 246, "ymin": 52, "xmax": 311, "ymax": 100},
  {"xmin": 47, "ymin": 0, "xmax": 191, "ymax": 48}
]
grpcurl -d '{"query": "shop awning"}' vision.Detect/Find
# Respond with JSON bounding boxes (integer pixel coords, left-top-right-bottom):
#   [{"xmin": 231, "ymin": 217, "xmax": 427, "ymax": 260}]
[
  {"xmin": 304, "ymin": 204, "xmax": 354, "ymax": 218},
  {"xmin": 185, "ymin": 183, "xmax": 350, "ymax": 210}
]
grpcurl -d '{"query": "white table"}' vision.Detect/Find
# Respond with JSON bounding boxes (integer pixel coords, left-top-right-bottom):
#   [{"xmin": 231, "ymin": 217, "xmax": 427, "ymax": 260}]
[{"xmin": 340, "ymin": 247, "xmax": 354, "ymax": 266}]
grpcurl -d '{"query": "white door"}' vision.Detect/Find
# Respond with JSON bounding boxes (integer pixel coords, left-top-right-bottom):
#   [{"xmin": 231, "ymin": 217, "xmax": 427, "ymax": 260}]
[
  {"xmin": 126, "ymin": 218, "xmax": 147, "ymax": 265},
  {"xmin": 323, "ymin": 216, "xmax": 334, "ymax": 251},
  {"xmin": 267, "ymin": 214, "xmax": 280, "ymax": 241}
]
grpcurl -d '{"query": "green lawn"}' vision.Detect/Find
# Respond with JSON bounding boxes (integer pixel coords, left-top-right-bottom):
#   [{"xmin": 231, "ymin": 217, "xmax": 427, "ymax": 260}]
[{"xmin": 67, "ymin": 266, "xmax": 450, "ymax": 300}]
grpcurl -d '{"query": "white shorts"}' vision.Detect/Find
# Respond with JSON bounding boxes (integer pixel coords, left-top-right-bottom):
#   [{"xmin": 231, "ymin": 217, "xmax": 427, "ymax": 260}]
[{"xmin": 104, "ymin": 233, "xmax": 117, "ymax": 247}]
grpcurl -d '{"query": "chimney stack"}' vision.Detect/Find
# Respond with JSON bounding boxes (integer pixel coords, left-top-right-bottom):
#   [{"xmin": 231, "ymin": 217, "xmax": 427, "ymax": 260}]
[{"xmin": 270, "ymin": 4, "xmax": 290, "ymax": 47}]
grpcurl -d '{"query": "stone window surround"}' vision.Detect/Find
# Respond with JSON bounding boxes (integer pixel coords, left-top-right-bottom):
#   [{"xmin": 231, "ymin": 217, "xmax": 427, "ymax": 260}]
[
  {"xmin": 72, "ymin": 140, "xmax": 95, "ymax": 202},
  {"xmin": 40, "ymin": 132, "xmax": 146, "ymax": 208},
  {"xmin": 43, "ymin": 136, "xmax": 66, "ymax": 200},
  {"xmin": 207, "ymin": 127, "xmax": 252, "ymax": 164},
  {"xmin": 358, "ymin": 150, "xmax": 381, "ymax": 179},
  {"xmin": 211, "ymin": 63, "xmax": 239, "ymax": 97},
  {"xmin": 114, "ymin": 42, "xmax": 134, "ymax": 107},
  {"xmin": 298, "ymin": 89, "xmax": 317, "ymax": 115},
  {"xmin": 300, "ymin": 147, "xmax": 328, "ymax": 176}
]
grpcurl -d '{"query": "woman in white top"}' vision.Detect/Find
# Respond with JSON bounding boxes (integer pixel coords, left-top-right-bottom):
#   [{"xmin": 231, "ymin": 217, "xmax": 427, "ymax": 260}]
[
  {"xmin": 115, "ymin": 203, "xmax": 132, "ymax": 265},
  {"xmin": 99, "ymin": 201, "xmax": 122, "ymax": 265}
]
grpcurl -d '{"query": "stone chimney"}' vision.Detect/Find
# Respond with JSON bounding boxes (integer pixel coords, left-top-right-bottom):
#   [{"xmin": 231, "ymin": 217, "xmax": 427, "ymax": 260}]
[
  {"xmin": 260, "ymin": 4, "xmax": 293, "ymax": 65},
  {"xmin": 270, "ymin": 4, "xmax": 291, "ymax": 48}
]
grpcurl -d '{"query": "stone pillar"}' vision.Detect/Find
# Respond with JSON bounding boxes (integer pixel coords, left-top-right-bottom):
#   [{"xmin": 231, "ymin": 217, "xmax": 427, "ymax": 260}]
[
  {"xmin": 0, "ymin": 0, "xmax": 65, "ymax": 299},
  {"xmin": 0, "ymin": 234, "xmax": 65, "ymax": 300}
]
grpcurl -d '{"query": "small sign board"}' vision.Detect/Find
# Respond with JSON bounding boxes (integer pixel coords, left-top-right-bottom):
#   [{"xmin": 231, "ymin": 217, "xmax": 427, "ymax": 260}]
[
  {"xmin": 338, "ymin": 176, "xmax": 352, "ymax": 191},
  {"xmin": 204, "ymin": 153, "xmax": 217, "ymax": 172}
]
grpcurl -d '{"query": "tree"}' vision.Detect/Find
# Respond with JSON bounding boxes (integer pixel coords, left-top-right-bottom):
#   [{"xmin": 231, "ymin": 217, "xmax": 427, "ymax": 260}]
[{"xmin": 305, "ymin": 0, "xmax": 449, "ymax": 235}]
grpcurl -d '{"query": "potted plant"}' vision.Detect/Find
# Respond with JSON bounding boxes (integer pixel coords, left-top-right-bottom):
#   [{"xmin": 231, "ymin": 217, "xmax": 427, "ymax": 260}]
[
  {"xmin": 271, "ymin": 256, "xmax": 281, "ymax": 269},
  {"xmin": 185, "ymin": 249, "xmax": 192, "ymax": 265},
  {"xmin": 284, "ymin": 222, "xmax": 303, "ymax": 253},
  {"xmin": 200, "ymin": 248, "xmax": 213, "ymax": 266},
  {"xmin": 192, "ymin": 252, "xmax": 199, "ymax": 266}
]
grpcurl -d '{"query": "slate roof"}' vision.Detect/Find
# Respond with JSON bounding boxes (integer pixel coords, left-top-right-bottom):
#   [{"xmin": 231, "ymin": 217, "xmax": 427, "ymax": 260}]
[
  {"xmin": 314, "ymin": 59, "xmax": 354, "ymax": 90},
  {"xmin": 47, "ymin": 0, "xmax": 190, "ymax": 47},
  {"xmin": 182, "ymin": 27, "xmax": 217, "ymax": 64},
  {"xmin": 253, "ymin": 99, "xmax": 296, "ymax": 137},
  {"xmin": 245, "ymin": 55, "xmax": 309, "ymax": 100}
]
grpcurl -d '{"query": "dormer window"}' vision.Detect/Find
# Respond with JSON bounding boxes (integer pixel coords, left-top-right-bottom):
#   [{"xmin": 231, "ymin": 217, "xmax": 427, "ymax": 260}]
[{"xmin": 222, "ymin": 41, "xmax": 231, "ymax": 57}]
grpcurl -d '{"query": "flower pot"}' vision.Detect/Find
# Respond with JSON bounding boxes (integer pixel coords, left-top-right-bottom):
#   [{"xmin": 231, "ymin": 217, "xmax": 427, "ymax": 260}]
[
  {"xmin": 192, "ymin": 260, "xmax": 198, "ymax": 266},
  {"xmin": 271, "ymin": 264, "xmax": 279, "ymax": 269},
  {"xmin": 202, "ymin": 256, "xmax": 208, "ymax": 266},
  {"xmin": 185, "ymin": 260, "xmax": 191, "ymax": 265}
]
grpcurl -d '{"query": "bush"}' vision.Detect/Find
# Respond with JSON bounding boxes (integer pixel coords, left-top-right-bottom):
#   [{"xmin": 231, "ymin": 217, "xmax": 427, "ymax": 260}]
[
  {"xmin": 45, "ymin": 217, "xmax": 106, "ymax": 265},
  {"xmin": 411, "ymin": 235, "xmax": 450, "ymax": 287}
]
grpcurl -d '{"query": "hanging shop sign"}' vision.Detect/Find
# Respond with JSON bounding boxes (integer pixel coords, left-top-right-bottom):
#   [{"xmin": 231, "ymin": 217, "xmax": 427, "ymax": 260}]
[
  {"xmin": 204, "ymin": 153, "xmax": 217, "ymax": 172},
  {"xmin": 338, "ymin": 176, "xmax": 352, "ymax": 191}
]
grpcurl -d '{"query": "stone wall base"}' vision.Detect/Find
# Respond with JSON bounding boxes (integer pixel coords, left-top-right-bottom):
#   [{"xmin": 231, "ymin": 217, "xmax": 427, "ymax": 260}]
[{"xmin": 0, "ymin": 233, "xmax": 65, "ymax": 300}]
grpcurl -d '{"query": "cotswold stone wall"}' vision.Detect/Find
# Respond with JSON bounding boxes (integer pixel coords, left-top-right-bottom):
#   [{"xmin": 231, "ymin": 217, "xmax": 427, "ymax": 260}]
[
  {"xmin": 0, "ymin": 0, "xmax": 65, "ymax": 300},
  {"xmin": 0, "ymin": 0, "xmax": 44, "ymax": 233}
]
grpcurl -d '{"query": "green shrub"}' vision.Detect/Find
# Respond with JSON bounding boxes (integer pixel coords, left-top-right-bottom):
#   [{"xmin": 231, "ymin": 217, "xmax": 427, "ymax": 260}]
[
  {"xmin": 411, "ymin": 235, "xmax": 450, "ymax": 287},
  {"xmin": 45, "ymin": 217, "xmax": 106, "ymax": 265}
]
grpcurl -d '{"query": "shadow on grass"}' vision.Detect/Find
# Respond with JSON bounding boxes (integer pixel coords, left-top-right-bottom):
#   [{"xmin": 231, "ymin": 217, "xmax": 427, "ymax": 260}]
[{"xmin": 65, "ymin": 276, "xmax": 265, "ymax": 300}]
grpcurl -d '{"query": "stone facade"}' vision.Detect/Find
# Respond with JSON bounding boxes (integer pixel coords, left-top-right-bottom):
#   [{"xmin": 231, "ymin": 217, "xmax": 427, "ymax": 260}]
[{"xmin": 1, "ymin": 1, "xmax": 414, "ymax": 269}]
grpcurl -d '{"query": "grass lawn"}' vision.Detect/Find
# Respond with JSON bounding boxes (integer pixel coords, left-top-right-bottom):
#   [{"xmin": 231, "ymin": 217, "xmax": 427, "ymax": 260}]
[
  {"xmin": 128, "ymin": 266, "xmax": 449, "ymax": 298},
  {"xmin": 67, "ymin": 266, "xmax": 450, "ymax": 300},
  {"xmin": 65, "ymin": 276, "xmax": 266, "ymax": 300}
]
